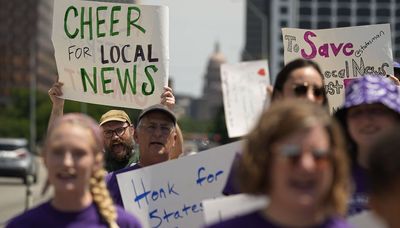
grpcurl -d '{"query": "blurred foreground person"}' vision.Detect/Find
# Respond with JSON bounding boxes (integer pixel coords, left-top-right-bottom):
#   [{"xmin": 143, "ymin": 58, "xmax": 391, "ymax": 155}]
[
  {"xmin": 7, "ymin": 114, "xmax": 141, "ymax": 228},
  {"xmin": 210, "ymin": 100, "xmax": 351, "ymax": 228},
  {"xmin": 223, "ymin": 58, "xmax": 328, "ymax": 195},
  {"xmin": 335, "ymin": 75, "xmax": 400, "ymax": 215},
  {"xmin": 367, "ymin": 125, "xmax": 400, "ymax": 228}
]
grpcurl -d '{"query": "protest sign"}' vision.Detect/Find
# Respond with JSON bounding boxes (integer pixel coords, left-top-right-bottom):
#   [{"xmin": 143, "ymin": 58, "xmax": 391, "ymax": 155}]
[
  {"xmin": 202, "ymin": 194, "xmax": 268, "ymax": 226},
  {"xmin": 52, "ymin": 0, "xmax": 168, "ymax": 109},
  {"xmin": 347, "ymin": 211, "xmax": 387, "ymax": 228},
  {"xmin": 220, "ymin": 60, "xmax": 270, "ymax": 138},
  {"xmin": 116, "ymin": 141, "xmax": 242, "ymax": 228},
  {"xmin": 282, "ymin": 24, "xmax": 393, "ymax": 113}
]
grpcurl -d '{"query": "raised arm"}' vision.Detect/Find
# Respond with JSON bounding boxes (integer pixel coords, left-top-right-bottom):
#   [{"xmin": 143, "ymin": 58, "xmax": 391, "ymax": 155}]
[
  {"xmin": 47, "ymin": 82, "xmax": 65, "ymax": 131},
  {"xmin": 160, "ymin": 86, "xmax": 183, "ymax": 159}
]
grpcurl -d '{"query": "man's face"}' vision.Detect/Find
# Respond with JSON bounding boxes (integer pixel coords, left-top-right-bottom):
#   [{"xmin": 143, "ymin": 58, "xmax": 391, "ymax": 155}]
[
  {"xmin": 135, "ymin": 112, "xmax": 176, "ymax": 166},
  {"xmin": 101, "ymin": 121, "xmax": 134, "ymax": 162}
]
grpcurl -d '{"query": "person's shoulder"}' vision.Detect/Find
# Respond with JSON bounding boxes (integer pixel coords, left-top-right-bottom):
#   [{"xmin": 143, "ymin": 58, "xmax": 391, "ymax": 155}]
[
  {"xmin": 116, "ymin": 206, "xmax": 142, "ymax": 228},
  {"xmin": 106, "ymin": 163, "xmax": 142, "ymax": 185},
  {"xmin": 116, "ymin": 163, "xmax": 142, "ymax": 175},
  {"xmin": 6, "ymin": 202, "xmax": 50, "ymax": 228},
  {"xmin": 325, "ymin": 216, "xmax": 352, "ymax": 228},
  {"xmin": 207, "ymin": 211, "xmax": 266, "ymax": 228}
]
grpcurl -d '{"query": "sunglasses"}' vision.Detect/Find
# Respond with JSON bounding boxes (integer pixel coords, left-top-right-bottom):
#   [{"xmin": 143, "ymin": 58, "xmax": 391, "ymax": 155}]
[
  {"xmin": 292, "ymin": 82, "xmax": 325, "ymax": 99},
  {"xmin": 277, "ymin": 144, "xmax": 331, "ymax": 168}
]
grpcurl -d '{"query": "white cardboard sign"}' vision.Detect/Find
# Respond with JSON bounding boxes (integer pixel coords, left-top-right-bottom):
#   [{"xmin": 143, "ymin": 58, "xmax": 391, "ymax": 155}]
[
  {"xmin": 220, "ymin": 60, "xmax": 270, "ymax": 138},
  {"xmin": 52, "ymin": 0, "xmax": 169, "ymax": 109},
  {"xmin": 282, "ymin": 24, "xmax": 393, "ymax": 113},
  {"xmin": 202, "ymin": 194, "xmax": 268, "ymax": 226},
  {"xmin": 116, "ymin": 141, "xmax": 242, "ymax": 228}
]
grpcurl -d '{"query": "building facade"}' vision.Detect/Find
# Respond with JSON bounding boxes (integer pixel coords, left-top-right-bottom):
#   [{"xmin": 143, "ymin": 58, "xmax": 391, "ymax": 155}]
[{"xmin": 191, "ymin": 43, "xmax": 226, "ymax": 121}]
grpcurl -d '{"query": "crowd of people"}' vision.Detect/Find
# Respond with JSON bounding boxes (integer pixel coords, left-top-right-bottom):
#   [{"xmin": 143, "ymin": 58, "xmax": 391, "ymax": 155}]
[{"xmin": 5, "ymin": 55, "xmax": 400, "ymax": 227}]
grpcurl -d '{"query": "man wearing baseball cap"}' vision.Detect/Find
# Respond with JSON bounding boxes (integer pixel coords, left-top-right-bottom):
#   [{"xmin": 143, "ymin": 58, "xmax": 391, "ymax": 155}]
[
  {"xmin": 99, "ymin": 110, "xmax": 139, "ymax": 172},
  {"xmin": 47, "ymin": 82, "xmax": 178, "ymax": 173},
  {"xmin": 106, "ymin": 104, "xmax": 177, "ymax": 206}
]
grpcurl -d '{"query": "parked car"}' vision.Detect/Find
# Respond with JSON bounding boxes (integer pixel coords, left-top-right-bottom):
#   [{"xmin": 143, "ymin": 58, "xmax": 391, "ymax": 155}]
[{"xmin": 0, "ymin": 138, "xmax": 38, "ymax": 184}]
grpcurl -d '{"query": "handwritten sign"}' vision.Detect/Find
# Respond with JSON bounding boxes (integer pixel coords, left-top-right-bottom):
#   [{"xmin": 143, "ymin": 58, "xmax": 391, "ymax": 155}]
[
  {"xmin": 116, "ymin": 141, "xmax": 242, "ymax": 228},
  {"xmin": 202, "ymin": 194, "xmax": 268, "ymax": 226},
  {"xmin": 220, "ymin": 60, "xmax": 270, "ymax": 138},
  {"xmin": 282, "ymin": 24, "xmax": 393, "ymax": 113},
  {"xmin": 52, "ymin": 0, "xmax": 168, "ymax": 109},
  {"xmin": 348, "ymin": 211, "xmax": 387, "ymax": 228}
]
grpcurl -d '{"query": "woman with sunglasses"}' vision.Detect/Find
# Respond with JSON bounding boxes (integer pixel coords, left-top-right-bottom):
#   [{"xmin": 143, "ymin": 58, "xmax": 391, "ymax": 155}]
[
  {"xmin": 335, "ymin": 75, "xmax": 400, "ymax": 216},
  {"xmin": 7, "ymin": 114, "xmax": 141, "ymax": 228},
  {"xmin": 223, "ymin": 58, "xmax": 328, "ymax": 195},
  {"xmin": 209, "ymin": 100, "xmax": 350, "ymax": 228},
  {"xmin": 271, "ymin": 58, "xmax": 327, "ymax": 106}
]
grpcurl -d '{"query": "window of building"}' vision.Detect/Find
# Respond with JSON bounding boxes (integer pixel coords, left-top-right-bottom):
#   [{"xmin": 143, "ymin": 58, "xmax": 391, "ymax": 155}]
[
  {"xmin": 318, "ymin": 8, "xmax": 331, "ymax": 16},
  {"xmin": 376, "ymin": 18, "xmax": 390, "ymax": 24},
  {"xmin": 300, "ymin": 7, "xmax": 312, "ymax": 15},
  {"xmin": 357, "ymin": 8, "xmax": 370, "ymax": 16},
  {"xmin": 280, "ymin": 20, "xmax": 288, "ymax": 27},
  {"xmin": 395, "ymin": 50, "xmax": 400, "ymax": 58},
  {"xmin": 396, "ymin": 9, "xmax": 400, "ymax": 16},
  {"xmin": 337, "ymin": 8, "xmax": 351, "ymax": 16},
  {"xmin": 356, "ymin": 0, "xmax": 371, "ymax": 2},
  {"xmin": 396, "ymin": 22, "xmax": 400, "ymax": 30},
  {"xmin": 395, "ymin": 36, "xmax": 400, "ymax": 45},
  {"xmin": 280, "ymin": 7, "xmax": 288, "ymax": 14},
  {"xmin": 356, "ymin": 21, "xmax": 370, "ymax": 26},
  {"xmin": 317, "ymin": 21, "xmax": 331, "ymax": 29},
  {"xmin": 337, "ymin": 21, "xmax": 351, "ymax": 27},
  {"xmin": 376, "ymin": 8, "xmax": 390, "ymax": 17},
  {"xmin": 299, "ymin": 20, "xmax": 312, "ymax": 29}
]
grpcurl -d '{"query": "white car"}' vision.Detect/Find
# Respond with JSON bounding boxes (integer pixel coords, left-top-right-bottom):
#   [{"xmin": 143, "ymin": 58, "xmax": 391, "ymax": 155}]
[{"xmin": 0, "ymin": 138, "xmax": 38, "ymax": 184}]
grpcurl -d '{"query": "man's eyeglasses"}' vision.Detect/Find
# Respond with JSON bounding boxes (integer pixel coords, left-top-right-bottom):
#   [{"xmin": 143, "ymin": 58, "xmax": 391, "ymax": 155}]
[
  {"xmin": 103, "ymin": 125, "xmax": 130, "ymax": 138},
  {"xmin": 140, "ymin": 123, "xmax": 174, "ymax": 136},
  {"xmin": 277, "ymin": 144, "xmax": 331, "ymax": 168},
  {"xmin": 292, "ymin": 82, "xmax": 325, "ymax": 99}
]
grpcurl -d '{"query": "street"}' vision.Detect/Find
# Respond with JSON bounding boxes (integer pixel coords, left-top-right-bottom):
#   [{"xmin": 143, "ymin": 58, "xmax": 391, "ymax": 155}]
[{"xmin": 0, "ymin": 158, "xmax": 51, "ymax": 227}]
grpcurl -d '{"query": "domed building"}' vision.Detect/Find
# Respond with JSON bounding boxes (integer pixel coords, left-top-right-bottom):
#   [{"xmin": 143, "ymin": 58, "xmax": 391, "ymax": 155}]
[{"xmin": 192, "ymin": 43, "xmax": 226, "ymax": 121}]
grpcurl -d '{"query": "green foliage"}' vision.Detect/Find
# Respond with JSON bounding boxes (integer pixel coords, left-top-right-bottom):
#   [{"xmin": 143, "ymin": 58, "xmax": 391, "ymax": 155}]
[
  {"xmin": 0, "ymin": 88, "xmax": 141, "ymax": 143},
  {"xmin": 209, "ymin": 105, "xmax": 237, "ymax": 144},
  {"xmin": 178, "ymin": 117, "xmax": 212, "ymax": 133},
  {"xmin": 0, "ymin": 88, "xmax": 234, "ymax": 146}
]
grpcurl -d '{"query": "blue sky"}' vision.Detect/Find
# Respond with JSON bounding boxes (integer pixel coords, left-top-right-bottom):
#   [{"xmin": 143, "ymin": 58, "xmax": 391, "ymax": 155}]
[{"xmin": 140, "ymin": 0, "xmax": 245, "ymax": 97}]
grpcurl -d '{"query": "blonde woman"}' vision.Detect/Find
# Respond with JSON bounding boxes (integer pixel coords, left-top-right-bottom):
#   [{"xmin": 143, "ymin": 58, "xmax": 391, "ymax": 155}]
[
  {"xmin": 210, "ymin": 100, "xmax": 351, "ymax": 228},
  {"xmin": 7, "ymin": 113, "xmax": 141, "ymax": 228}
]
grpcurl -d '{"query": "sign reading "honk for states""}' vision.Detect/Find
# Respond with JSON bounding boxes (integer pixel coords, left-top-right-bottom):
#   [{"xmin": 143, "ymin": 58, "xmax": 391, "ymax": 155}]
[{"xmin": 116, "ymin": 141, "xmax": 241, "ymax": 228}]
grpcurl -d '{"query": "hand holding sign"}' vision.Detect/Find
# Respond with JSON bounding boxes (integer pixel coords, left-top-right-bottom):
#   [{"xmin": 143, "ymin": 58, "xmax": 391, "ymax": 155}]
[{"xmin": 52, "ymin": 0, "xmax": 169, "ymax": 109}]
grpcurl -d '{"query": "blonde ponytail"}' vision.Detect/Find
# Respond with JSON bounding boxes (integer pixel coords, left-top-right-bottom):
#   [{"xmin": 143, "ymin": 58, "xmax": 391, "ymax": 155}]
[{"xmin": 90, "ymin": 168, "xmax": 119, "ymax": 228}]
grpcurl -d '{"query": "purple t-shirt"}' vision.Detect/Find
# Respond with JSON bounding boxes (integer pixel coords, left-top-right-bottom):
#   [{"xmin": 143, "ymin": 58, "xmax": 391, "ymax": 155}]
[
  {"xmin": 222, "ymin": 153, "xmax": 242, "ymax": 195},
  {"xmin": 6, "ymin": 201, "xmax": 141, "ymax": 228},
  {"xmin": 348, "ymin": 163, "xmax": 369, "ymax": 216},
  {"xmin": 206, "ymin": 211, "xmax": 351, "ymax": 228},
  {"xmin": 107, "ymin": 163, "xmax": 142, "ymax": 207}
]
